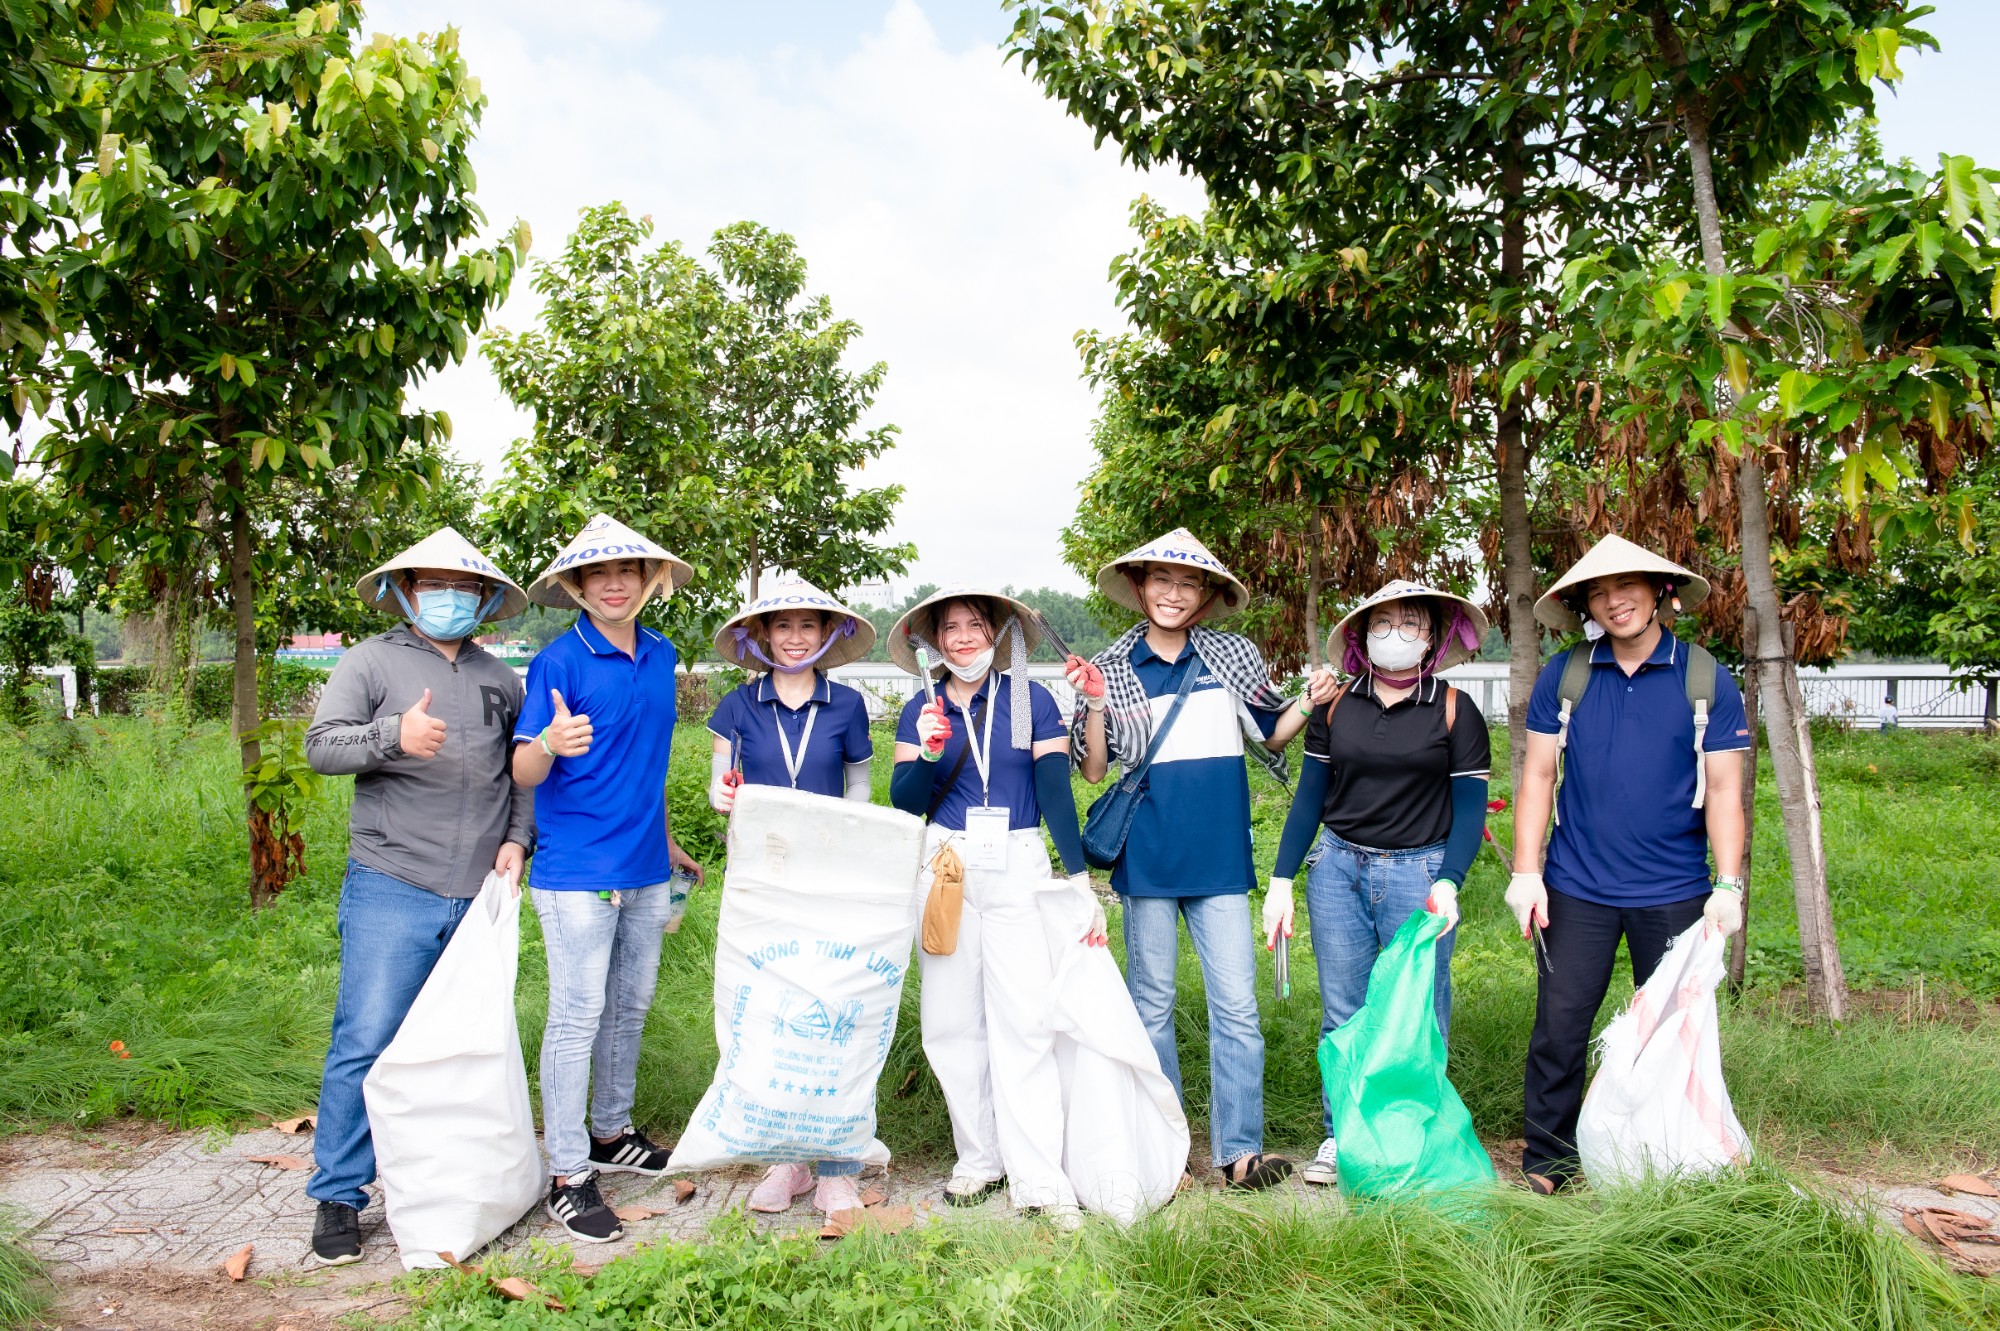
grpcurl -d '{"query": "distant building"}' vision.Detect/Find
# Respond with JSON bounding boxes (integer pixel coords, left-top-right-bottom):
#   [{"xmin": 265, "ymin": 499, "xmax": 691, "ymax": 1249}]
[{"xmin": 843, "ymin": 578, "xmax": 897, "ymax": 610}]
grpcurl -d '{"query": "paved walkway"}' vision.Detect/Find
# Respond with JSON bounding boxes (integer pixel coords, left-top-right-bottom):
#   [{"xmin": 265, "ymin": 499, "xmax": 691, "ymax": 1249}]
[{"xmin": 2, "ymin": 1125, "xmax": 1992, "ymax": 1329}]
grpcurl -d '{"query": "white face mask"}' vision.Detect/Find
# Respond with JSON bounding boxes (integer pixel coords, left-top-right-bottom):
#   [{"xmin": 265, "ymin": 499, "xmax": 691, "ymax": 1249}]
[
  {"xmin": 943, "ymin": 646, "xmax": 995, "ymax": 682},
  {"xmin": 1366, "ymin": 628, "xmax": 1429, "ymax": 673}
]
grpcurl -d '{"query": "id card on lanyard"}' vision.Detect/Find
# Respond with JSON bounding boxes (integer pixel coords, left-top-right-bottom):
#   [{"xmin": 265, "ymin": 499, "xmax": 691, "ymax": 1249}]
[
  {"xmin": 770, "ymin": 696, "xmax": 819, "ymax": 790},
  {"xmin": 958, "ymin": 680, "xmax": 1009, "ymax": 870}
]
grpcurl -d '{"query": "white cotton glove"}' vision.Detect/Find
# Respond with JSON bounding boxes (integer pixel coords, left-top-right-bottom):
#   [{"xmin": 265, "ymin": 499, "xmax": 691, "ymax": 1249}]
[
  {"xmin": 1070, "ymin": 872, "xmax": 1108, "ymax": 946},
  {"xmin": 1704, "ymin": 884, "xmax": 1744, "ymax": 938},
  {"xmin": 1263, "ymin": 877, "xmax": 1295, "ymax": 948},
  {"xmin": 708, "ymin": 752, "xmax": 739, "ymax": 814},
  {"xmin": 1506, "ymin": 871, "xmax": 1549, "ymax": 940},
  {"xmin": 1426, "ymin": 881, "xmax": 1460, "ymax": 933},
  {"xmin": 914, "ymin": 700, "xmax": 951, "ymax": 759}
]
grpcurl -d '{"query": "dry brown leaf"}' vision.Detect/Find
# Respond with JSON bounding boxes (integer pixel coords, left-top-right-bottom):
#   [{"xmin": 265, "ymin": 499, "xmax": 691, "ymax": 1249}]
[
  {"xmin": 1905, "ymin": 1206, "xmax": 2000, "ymax": 1265},
  {"xmin": 820, "ymin": 1205, "xmax": 915, "ymax": 1239},
  {"xmin": 859, "ymin": 1188, "xmax": 887, "ymax": 1208},
  {"xmin": 245, "ymin": 1153, "xmax": 307, "ymax": 1170},
  {"xmin": 222, "ymin": 1244, "xmax": 253, "ymax": 1281},
  {"xmin": 437, "ymin": 1251, "xmax": 468, "ymax": 1270},
  {"xmin": 1939, "ymin": 1174, "xmax": 2000, "ymax": 1199},
  {"xmin": 271, "ymin": 1113, "xmax": 316, "ymax": 1135},
  {"xmin": 571, "ymin": 1263, "xmax": 601, "ymax": 1279},
  {"xmin": 673, "ymin": 1178, "xmax": 697, "ymax": 1203},
  {"xmin": 494, "ymin": 1276, "xmax": 565, "ymax": 1310},
  {"xmin": 613, "ymin": 1204, "xmax": 667, "ymax": 1222}
]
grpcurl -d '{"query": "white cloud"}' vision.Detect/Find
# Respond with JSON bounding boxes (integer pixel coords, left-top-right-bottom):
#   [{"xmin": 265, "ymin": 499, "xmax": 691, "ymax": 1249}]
[{"xmin": 365, "ymin": 0, "xmax": 1205, "ymax": 593}]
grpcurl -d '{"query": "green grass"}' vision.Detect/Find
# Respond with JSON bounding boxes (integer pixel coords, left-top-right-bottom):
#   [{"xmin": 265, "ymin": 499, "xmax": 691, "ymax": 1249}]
[
  {"xmin": 0, "ymin": 1219, "xmax": 48, "ymax": 1331},
  {"xmin": 1, "ymin": 717, "xmax": 1997, "ymax": 1180},
  {"xmin": 393, "ymin": 1166, "xmax": 2000, "ymax": 1330}
]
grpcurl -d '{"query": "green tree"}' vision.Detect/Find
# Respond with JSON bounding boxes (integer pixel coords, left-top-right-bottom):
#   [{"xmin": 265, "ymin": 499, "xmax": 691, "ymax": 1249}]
[
  {"xmin": 484, "ymin": 205, "xmax": 911, "ymax": 645},
  {"xmin": 25, "ymin": 1, "xmax": 520, "ymax": 905}
]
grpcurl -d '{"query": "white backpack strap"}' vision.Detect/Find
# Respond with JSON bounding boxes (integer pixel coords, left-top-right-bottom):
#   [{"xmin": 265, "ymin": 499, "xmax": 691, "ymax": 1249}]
[{"xmin": 1690, "ymin": 699, "xmax": 1710, "ymax": 809}]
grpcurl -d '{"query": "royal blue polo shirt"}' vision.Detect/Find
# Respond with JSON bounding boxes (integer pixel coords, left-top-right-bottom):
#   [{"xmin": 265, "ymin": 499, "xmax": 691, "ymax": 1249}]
[
  {"xmin": 894, "ymin": 672, "xmax": 1066, "ymax": 831},
  {"xmin": 1113, "ymin": 638, "xmax": 1281, "ymax": 899},
  {"xmin": 1525, "ymin": 631, "xmax": 1751, "ymax": 908},
  {"xmin": 707, "ymin": 672, "xmax": 873, "ymax": 799},
  {"xmin": 513, "ymin": 617, "xmax": 679, "ymax": 891}
]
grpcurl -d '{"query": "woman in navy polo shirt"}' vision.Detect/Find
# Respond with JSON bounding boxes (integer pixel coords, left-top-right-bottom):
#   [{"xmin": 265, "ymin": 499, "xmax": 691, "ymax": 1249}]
[
  {"xmin": 887, "ymin": 588, "xmax": 1186, "ymax": 1227},
  {"xmin": 703, "ymin": 579, "xmax": 878, "ymax": 1217},
  {"xmin": 1265, "ymin": 580, "xmax": 1492, "ymax": 1187}
]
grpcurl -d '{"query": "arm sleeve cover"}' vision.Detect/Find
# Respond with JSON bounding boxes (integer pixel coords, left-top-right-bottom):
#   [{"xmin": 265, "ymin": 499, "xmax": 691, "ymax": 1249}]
[
  {"xmin": 890, "ymin": 758, "xmax": 938, "ymax": 817},
  {"xmin": 843, "ymin": 760, "xmax": 872, "ymax": 802},
  {"xmin": 1271, "ymin": 756, "xmax": 1331, "ymax": 881},
  {"xmin": 1033, "ymin": 752, "xmax": 1087, "ymax": 876},
  {"xmin": 1438, "ymin": 774, "xmax": 1489, "ymax": 888}
]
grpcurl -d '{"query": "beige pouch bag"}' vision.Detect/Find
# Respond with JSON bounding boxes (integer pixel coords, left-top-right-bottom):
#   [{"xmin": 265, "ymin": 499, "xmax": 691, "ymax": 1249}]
[{"xmin": 921, "ymin": 844, "xmax": 965, "ymax": 956}]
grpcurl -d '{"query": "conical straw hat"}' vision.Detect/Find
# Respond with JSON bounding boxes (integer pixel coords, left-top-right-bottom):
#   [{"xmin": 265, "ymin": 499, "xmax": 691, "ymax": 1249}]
[
  {"xmin": 712, "ymin": 579, "xmax": 877, "ymax": 671},
  {"xmin": 355, "ymin": 527, "xmax": 527, "ymax": 622},
  {"xmin": 1328, "ymin": 579, "xmax": 1489, "ymax": 673},
  {"xmin": 887, "ymin": 586, "xmax": 1043, "ymax": 676},
  {"xmin": 526, "ymin": 513, "xmax": 694, "ymax": 610},
  {"xmin": 1534, "ymin": 533, "xmax": 1709, "ymax": 633},
  {"xmin": 1095, "ymin": 528, "xmax": 1250, "ymax": 620}
]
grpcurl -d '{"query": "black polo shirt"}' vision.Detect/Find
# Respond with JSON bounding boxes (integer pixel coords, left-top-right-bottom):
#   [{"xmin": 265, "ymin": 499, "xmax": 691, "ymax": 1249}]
[{"xmin": 1302, "ymin": 673, "xmax": 1491, "ymax": 850}]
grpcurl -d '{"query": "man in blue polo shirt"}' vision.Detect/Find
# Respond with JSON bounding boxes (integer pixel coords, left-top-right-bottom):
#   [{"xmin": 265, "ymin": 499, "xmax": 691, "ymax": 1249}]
[
  {"xmin": 1508, "ymin": 534, "xmax": 1750, "ymax": 1193},
  {"xmin": 511, "ymin": 515, "xmax": 702, "ymax": 1242},
  {"xmin": 1070, "ymin": 530, "xmax": 1336, "ymax": 1190}
]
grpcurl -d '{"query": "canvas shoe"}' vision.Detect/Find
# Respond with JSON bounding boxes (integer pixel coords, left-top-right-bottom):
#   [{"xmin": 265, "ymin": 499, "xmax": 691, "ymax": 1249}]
[
  {"xmin": 748, "ymin": 1163, "xmax": 814, "ymax": 1213},
  {"xmin": 1301, "ymin": 1138, "xmax": 1339, "ymax": 1186},
  {"xmin": 943, "ymin": 1172, "xmax": 1006, "ymax": 1207},
  {"xmin": 310, "ymin": 1200, "xmax": 362, "ymax": 1265},
  {"xmin": 588, "ymin": 1128, "xmax": 672, "ymax": 1176},
  {"xmin": 546, "ymin": 1169, "xmax": 624, "ymax": 1243}
]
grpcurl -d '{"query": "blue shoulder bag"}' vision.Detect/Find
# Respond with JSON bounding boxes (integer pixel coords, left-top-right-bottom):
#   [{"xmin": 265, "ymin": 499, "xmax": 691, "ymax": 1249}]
[{"xmin": 1081, "ymin": 651, "xmax": 1203, "ymax": 870}]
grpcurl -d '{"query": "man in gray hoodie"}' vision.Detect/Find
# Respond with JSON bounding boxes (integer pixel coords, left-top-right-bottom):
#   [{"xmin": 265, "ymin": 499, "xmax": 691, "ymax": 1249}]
[{"xmin": 301, "ymin": 528, "xmax": 534, "ymax": 1265}]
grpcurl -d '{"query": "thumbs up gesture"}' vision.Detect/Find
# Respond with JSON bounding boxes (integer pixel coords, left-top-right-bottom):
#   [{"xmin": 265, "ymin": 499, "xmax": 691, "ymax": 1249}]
[
  {"xmin": 543, "ymin": 688, "xmax": 594, "ymax": 758},
  {"xmin": 399, "ymin": 688, "xmax": 447, "ymax": 760}
]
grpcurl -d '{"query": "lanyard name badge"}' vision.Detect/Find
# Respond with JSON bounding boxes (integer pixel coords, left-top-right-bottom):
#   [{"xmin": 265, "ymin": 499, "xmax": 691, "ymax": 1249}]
[
  {"xmin": 770, "ymin": 699, "xmax": 819, "ymax": 790},
  {"xmin": 959, "ymin": 683, "xmax": 1009, "ymax": 870}
]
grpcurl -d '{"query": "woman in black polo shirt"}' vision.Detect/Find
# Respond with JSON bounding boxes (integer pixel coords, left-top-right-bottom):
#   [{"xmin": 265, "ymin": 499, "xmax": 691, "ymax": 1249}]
[{"xmin": 1263, "ymin": 580, "xmax": 1492, "ymax": 1187}]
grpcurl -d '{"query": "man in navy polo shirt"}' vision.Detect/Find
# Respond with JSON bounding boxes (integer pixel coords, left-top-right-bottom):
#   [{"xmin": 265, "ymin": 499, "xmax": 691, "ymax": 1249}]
[
  {"xmin": 511, "ymin": 516, "xmax": 702, "ymax": 1242},
  {"xmin": 1508, "ymin": 534, "xmax": 1750, "ymax": 1193}
]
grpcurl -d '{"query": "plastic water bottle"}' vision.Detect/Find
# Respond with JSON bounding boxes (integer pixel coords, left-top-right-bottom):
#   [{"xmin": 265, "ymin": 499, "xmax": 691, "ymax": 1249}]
[{"xmin": 664, "ymin": 865, "xmax": 698, "ymax": 934}]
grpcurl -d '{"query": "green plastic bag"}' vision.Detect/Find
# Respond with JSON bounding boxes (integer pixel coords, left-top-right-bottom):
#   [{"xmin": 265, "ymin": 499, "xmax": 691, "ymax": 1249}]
[{"xmin": 1316, "ymin": 908, "xmax": 1497, "ymax": 1198}]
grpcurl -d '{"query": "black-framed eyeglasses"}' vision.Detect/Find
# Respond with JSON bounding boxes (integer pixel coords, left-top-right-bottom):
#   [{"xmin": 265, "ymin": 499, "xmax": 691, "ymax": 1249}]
[{"xmin": 413, "ymin": 578, "xmax": 487, "ymax": 596}]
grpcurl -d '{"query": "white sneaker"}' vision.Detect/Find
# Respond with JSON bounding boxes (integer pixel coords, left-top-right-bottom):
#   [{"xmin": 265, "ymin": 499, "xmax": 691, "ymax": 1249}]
[
  {"xmin": 943, "ymin": 1172, "xmax": 1005, "ymax": 1207},
  {"xmin": 1301, "ymin": 1137, "xmax": 1339, "ymax": 1186},
  {"xmin": 1042, "ymin": 1202, "xmax": 1084, "ymax": 1233}
]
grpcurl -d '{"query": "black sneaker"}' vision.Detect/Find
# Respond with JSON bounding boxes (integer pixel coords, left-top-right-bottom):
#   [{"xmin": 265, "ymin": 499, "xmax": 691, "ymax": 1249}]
[
  {"xmin": 588, "ymin": 1128, "xmax": 672, "ymax": 1176},
  {"xmin": 311, "ymin": 1200, "xmax": 362, "ymax": 1265},
  {"xmin": 546, "ymin": 1169, "xmax": 624, "ymax": 1243}
]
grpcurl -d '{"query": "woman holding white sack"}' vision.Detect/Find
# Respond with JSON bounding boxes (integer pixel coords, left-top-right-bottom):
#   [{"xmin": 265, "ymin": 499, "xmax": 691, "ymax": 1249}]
[
  {"xmin": 887, "ymin": 588, "xmax": 1189, "ymax": 1228},
  {"xmin": 704, "ymin": 579, "xmax": 879, "ymax": 1217}
]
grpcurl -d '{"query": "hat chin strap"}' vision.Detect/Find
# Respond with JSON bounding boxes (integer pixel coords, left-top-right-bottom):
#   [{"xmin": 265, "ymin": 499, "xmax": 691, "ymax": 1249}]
[{"xmin": 557, "ymin": 561, "xmax": 675, "ymax": 626}]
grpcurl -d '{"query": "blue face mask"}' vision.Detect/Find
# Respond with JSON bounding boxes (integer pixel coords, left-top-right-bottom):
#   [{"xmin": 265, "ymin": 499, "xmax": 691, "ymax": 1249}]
[{"xmin": 411, "ymin": 588, "xmax": 483, "ymax": 641}]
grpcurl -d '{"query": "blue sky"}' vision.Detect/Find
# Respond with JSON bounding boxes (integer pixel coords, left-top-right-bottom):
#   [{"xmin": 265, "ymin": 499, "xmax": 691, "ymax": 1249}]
[{"xmin": 365, "ymin": 1, "xmax": 2000, "ymax": 596}]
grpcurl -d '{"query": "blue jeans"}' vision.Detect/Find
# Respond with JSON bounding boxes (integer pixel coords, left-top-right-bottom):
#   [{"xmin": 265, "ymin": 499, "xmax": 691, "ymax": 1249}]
[
  {"xmin": 1119, "ymin": 892, "xmax": 1264, "ymax": 1170},
  {"xmin": 308, "ymin": 861, "xmax": 472, "ymax": 1211},
  {"xmin": 1304, "ymin": 829, "xmax": 1452, "ymax": 1136},
  {"xmin": 533, "ymin": 884, "xmax": 675, "ymax": 1178}
]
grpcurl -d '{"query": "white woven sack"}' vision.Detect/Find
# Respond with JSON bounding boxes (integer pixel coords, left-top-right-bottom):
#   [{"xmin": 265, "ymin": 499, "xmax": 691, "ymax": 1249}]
[
  {"xmin": 1578, "ymin": 920, "xmax": 1752, "ymax": 1188},
  {"xmin": 667, "ymin": 786, "xmax": 925, "ymax": 1171},
  {"xmin": 363, "ymin": 872, "xmax": 542, "ymax": 1269}
]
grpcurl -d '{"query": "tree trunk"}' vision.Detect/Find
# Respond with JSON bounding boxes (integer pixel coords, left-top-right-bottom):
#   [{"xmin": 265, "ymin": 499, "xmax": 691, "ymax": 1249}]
[
  {"xmin": 1497, "ymin": 129, "xmax": 1538, "ymax": 791},
  {"xmin": 1660, "ymin": 10, "xmax": 1846, "ymax": 1019},
  {"xmin": 1305, "ymin": 537, "xmax": 1323, "ymax": 670},
  {"xmin": 1728, "ymin": 606, "xmax": 1758, "ymax": 993},
  {"xmin": 746, "ymin": 529, "xmax": 760, "ymax": 601},
  {"xmin": 224, "ymin": 466, "xmax": 275, "ymax": 910}
]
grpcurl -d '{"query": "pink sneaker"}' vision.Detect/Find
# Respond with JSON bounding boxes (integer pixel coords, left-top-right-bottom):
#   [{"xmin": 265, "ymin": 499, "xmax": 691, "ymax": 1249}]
[
  {"xmin": 814, "ymin": 1173, "xmax": 864, "ymax": 1217},
  {"xmin": 747, "ymin": 1163, "xmax": 813, "ymax": 1213}
]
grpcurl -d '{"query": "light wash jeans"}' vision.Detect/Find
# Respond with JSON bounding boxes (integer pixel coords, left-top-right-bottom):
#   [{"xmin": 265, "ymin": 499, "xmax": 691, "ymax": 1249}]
[
  {"xmin": 533, "ymin": 884, "xmax": 674, "ymax": 1178},
  {"xmin": 309, "ymin": 860, "xmax": 472, "ymax": 1211},
  {"xmin": 1304, "ymin": 828, "xmax": 1452, "ymax": 1135},
  {"xmin": 1119, "ymin": 892, "xmax": 1264, "ymax": 1170}
]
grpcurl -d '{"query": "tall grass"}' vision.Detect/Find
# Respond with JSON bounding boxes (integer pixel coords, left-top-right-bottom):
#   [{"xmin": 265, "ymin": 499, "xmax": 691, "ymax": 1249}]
[
  {"xmin": 398, "ymin": 1166, "xmax": 2000, "ymax": 1330},
  {"xmin": 2, "ymin": 718, "xmax": 1996, "ymax": 1178},
  {"xmin": 0, "ymin": 1220, "xmax": 47, "ymax": 1331}
]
